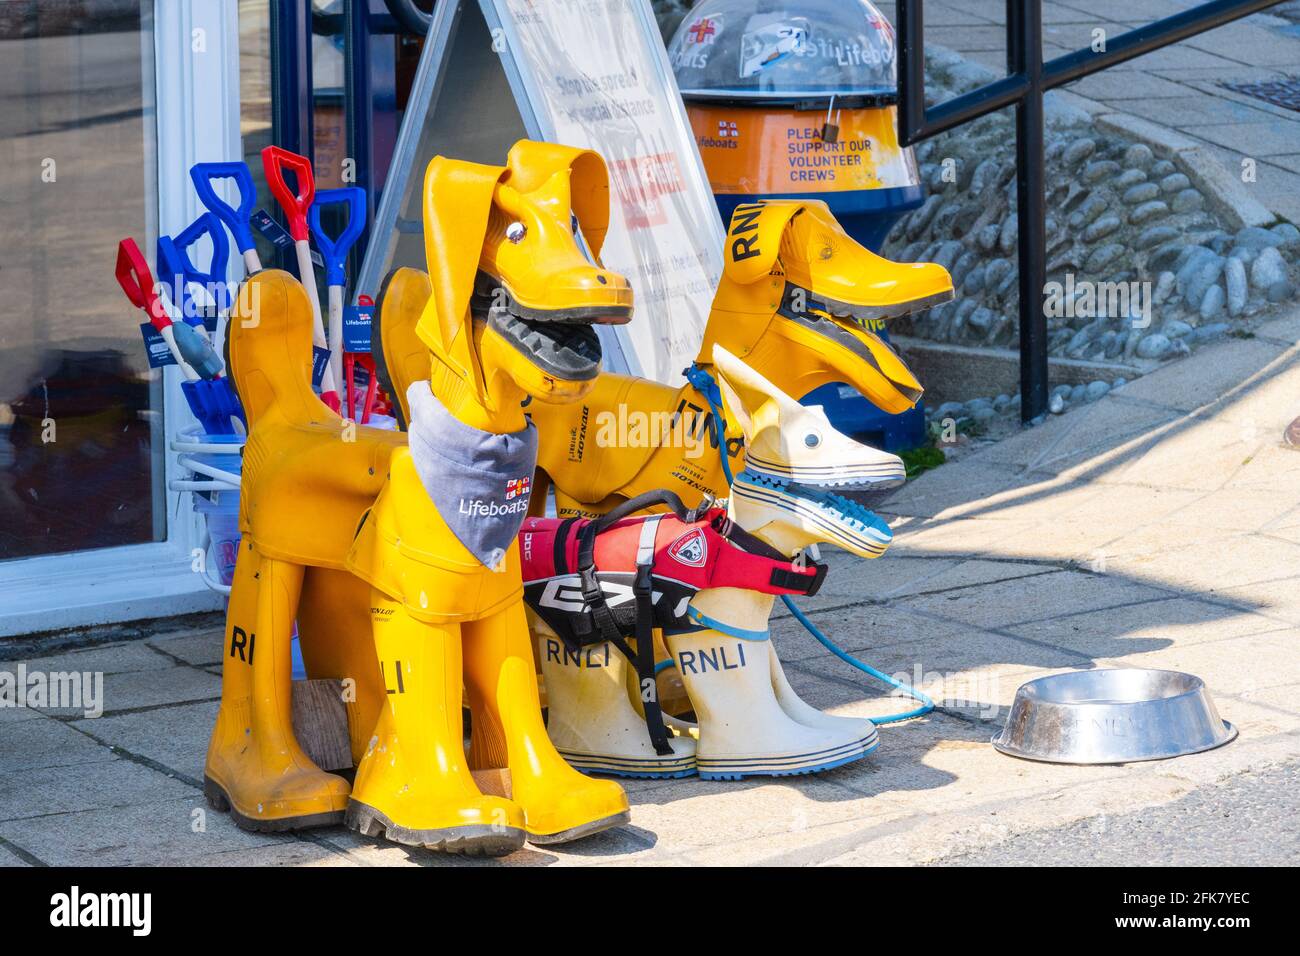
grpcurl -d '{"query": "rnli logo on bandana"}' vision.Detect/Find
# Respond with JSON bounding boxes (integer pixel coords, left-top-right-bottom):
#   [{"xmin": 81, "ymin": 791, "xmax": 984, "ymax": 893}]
[
  {"xmin": 668, "ymin": 529, "xmax": 707, "ymax": 568},
  {"xmin": 505, "ymin": 476, "xmax": 531, "ymax": 500}
]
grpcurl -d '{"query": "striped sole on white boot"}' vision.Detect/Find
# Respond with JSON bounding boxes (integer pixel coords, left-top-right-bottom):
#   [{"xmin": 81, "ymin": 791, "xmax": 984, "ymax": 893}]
[
  {"xmin": 559, "ymin": 748, "xmax": 698, "ymax": 779},
  {"xmin": 697, "ymin": 728, "xmax": 879, "ymax": 780}
]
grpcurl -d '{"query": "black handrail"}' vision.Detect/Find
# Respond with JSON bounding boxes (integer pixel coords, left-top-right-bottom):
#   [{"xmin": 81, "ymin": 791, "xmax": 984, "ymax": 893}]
[{"xmin": 897, "ymin": 0, "xmax": 1286, "ymax": 423}]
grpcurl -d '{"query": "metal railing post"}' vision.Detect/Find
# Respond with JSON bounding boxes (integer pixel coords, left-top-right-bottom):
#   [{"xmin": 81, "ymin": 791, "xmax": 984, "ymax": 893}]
[
  {"xmin": 896, "ymin": 0, "xmax": 926, "ymax": 145},
  {"xmin": 345, "ymin": 0, "xmax": 375, "ymax": 270},
  {"xmin": 1009, "ymin": 0, "xmax": 1049, "ymax": 421}
]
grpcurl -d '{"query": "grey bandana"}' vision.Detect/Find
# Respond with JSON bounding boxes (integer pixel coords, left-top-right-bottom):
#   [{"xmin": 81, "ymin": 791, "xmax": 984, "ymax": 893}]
[{"xmin": 406, "ymin": 381, "xmax": 539, "ymax": 569}]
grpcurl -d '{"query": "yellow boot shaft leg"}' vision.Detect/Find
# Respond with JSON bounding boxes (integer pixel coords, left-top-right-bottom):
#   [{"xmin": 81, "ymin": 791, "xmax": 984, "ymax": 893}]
[
  {"xmin": 297, "ymin": 568, "xmax": 386, "ymax": 766},
  {"xmin": 347, "ymin": 590, "xmax": 526, "ymax": 855},
  {"xmin": 204, "ymin": 541, "xmax": 350, "ymax": 829},
  {"xmin": 463, "ymin": 601, "xmax": 629, "ymax": 844}
]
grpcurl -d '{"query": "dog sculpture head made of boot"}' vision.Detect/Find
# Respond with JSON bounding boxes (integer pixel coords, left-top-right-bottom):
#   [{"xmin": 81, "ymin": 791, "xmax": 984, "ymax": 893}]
[
  {"xmin": 529, "ymin": 198, "xmax": 948, "ymax": 515},
  {"xmin": 208, "ymin": 142, "xmax": 631, "ymax": 856},
  {"xmin": 533, "ymin": 345, "xmax": 905, "ymax": 780},
  {"xmin": 372, "ymin": 141, "xmax": 626, "ymax": 429}
]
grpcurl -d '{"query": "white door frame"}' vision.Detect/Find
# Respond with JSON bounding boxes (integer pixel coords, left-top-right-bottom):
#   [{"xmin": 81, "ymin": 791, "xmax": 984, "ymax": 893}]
[{"xmin": 0, "ymin": 0, "xmax": 242, "ymax": 637}]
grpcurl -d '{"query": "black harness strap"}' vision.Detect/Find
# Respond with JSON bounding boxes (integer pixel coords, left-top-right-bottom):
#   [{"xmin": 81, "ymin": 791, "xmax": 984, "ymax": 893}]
[
  {"xmin": 561, "ymin": 487, "xmax": 823, "ymax": 756},
  {"xmin": 632, "ymin": 517, "xmax": 673, "ymax": 757},
  {"xmin": 552, "ymin": 516, "xmax": 579, "ymax": 574},
  {"xmin": 571, "ymin": 513, "xmax": 674, "ymax": 756},
  {"xmin": 710, "ymin": 513, "xmax": 785, "ymax": 560}
]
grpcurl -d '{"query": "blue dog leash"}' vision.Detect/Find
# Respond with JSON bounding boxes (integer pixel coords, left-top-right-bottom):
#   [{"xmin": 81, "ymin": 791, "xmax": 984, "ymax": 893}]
[{"xmin": 684, "ymin": 363, "xmax": 933, "ymax": 724}]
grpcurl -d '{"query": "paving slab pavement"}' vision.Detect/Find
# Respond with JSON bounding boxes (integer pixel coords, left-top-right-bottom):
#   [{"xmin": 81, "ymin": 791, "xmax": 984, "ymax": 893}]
[
  {"xmin": 2, "ymin": 301, "xmax": 1299, "ymax": 866},
  {"xmin": 943, "ymin": 761, "xmax": 1300, "ymax": 866}
]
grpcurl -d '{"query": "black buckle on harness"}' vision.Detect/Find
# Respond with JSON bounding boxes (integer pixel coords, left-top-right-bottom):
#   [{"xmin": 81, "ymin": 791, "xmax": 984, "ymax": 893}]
[
  {"xmin": 578, "ymin": 564, "xmax": 603, "ymax": 606},
  {"xmin": 633, "ymin": 561, "xmax": 654, "ymax": 595},
  {"xmin": 770, "ymin": 561, "xmax": 828, "ymax": 597}
]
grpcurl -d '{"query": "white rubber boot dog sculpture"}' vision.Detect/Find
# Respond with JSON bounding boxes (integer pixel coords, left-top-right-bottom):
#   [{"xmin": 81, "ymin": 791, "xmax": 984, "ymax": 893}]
[{"xmin": 523, "ymin": 345, "xmax": 905, "ymax": 780}]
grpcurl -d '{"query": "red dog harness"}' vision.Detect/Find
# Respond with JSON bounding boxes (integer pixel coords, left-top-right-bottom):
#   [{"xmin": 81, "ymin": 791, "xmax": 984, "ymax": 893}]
[{"xmin": 520, "ymin": 490, "xmax": 826, "ymax": 756}]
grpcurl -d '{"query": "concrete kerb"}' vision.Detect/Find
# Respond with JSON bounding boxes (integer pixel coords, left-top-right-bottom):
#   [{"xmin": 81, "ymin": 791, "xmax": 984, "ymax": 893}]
[
  {"xmin": 895, "ymin": 335, "xmax": 1151, "ymax": 406},
  {"xmin": 1094, "ymin": 112, "xmax": 1280, "ymax": 230}
]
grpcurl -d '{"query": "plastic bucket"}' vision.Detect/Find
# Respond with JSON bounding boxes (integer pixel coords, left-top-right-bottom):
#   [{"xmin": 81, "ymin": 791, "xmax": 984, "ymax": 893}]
[
  {"xmin": 170, "ymin": 427, "xmax": 244, "ymax": 593},
  {"xmin": 194, "ymin": 497, "xmax": 241, "ymax": 587}
]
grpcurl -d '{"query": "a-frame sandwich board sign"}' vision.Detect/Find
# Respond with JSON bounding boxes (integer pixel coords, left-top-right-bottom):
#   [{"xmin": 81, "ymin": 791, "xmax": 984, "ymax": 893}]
[{"xmin": 356, "ymin": 0, "xmax": 726, "ymax": 381}]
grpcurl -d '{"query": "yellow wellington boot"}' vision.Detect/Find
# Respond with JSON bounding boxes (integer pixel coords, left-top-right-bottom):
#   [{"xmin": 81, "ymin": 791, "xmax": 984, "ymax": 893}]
[
  {"xmin": 482, "ymin": 142, "xmax": 633, "ymax": 324},
  {"xmin": 719, "ymin": 199, "xmax": 953, "ymax": 322},
  {"xmin": 372, "ymin": 266, "xmax": 432, "ymax": 428},
  {"xmin": 204, "ymin": 540, "xmax": 350, "ymax": 830},
  {"xmin": 463, "ymin": 601, "xmax": 630, "ymax": 844},
  {"xmin": 346, "ymin": 590, "xmax": 526, "ymax": 856},
  {"xmin": 781, "ymin": 201, "xmax": 953, "ymax": 319}
]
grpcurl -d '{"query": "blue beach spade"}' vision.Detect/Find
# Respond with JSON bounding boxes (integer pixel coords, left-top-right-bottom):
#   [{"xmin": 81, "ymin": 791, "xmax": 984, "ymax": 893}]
[
  {"xmin": 157, "ymin": 213, "xmax": 245, "ymax": 434},
  {"xmin": 190, "ymin": 161, "xmax": 262, "ymax": 272},
  {"xmin": 155, "ymin": 215, "xmax": 227, "ymax": 381},
  {"xmin": 157, "ymin": 213, "xmax": 233, "ymax": 332},
  {"xmin": 309, "ymin": 187, "xmax": 368, "ymax": 412}
]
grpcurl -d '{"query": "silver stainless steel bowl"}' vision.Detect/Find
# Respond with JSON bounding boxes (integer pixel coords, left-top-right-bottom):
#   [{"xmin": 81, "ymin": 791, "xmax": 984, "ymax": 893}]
[{"xmin": 992, "ymin": 669, "xmax": 1237, "ymax": 764}]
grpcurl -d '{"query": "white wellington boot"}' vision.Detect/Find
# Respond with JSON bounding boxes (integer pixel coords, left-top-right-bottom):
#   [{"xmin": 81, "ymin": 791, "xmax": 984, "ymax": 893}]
[
  {"xmin": 768, "ymin": 645, "xmax": 878, "ymax": 752},
  {"xmin": 666, "ymin": 590, "xmax": 874, "ymax": 780},
  {"xmin": 651, "ymin": 649, "xmax": 878, "ymax": 758},
  {"xmin": 538, "ymin": 625, "xmax": 697, "ymax": 778}
]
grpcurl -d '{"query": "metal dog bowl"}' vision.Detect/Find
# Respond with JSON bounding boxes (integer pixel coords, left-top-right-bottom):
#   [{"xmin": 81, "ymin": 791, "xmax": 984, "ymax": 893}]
[{"xmin": 992, "ymin": 669, "xmax": 1236, "ymax": 765}]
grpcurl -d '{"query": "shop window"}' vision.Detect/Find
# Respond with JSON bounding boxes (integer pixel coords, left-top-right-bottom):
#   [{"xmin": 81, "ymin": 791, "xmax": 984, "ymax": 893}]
[{"xmin": 0, "ymin": 1, "xmax": 161, "ymax": 560}]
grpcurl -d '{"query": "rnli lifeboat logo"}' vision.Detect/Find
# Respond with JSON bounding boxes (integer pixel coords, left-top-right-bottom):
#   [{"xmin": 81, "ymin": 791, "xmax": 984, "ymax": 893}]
[
  {"xmin": 668, "ymin": 528, "xmax": 708, "ymax": 568},
  {"xmin": 505, "ymin": 476, "xmax": 531, "ymax": 500},
  {"xmin": 686, "ymin": 17, "xmax": 719, "ymax": 45}
]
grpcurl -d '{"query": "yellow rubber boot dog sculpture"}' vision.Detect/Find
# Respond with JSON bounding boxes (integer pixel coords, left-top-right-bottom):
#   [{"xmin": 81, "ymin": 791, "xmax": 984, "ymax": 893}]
[
  {"xmin": 368, "ymin": 182, "xmax": 952, "ymax": 722},
  {"xmin": 534, "ymin": 345, "xmax": 902, "ymax": 779},
  {"xmin": 206, "ymin": 142, "xmax": 631, "ymax": 855}
]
